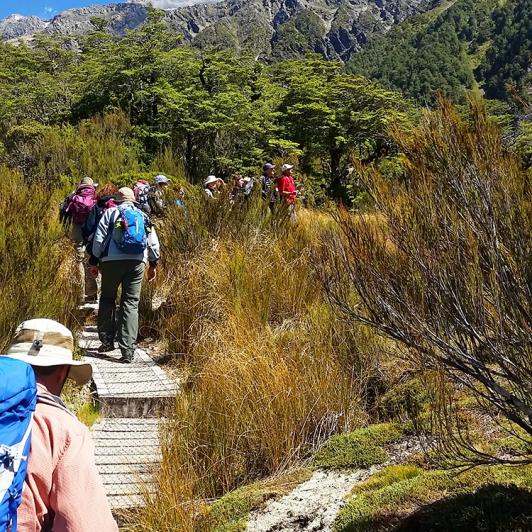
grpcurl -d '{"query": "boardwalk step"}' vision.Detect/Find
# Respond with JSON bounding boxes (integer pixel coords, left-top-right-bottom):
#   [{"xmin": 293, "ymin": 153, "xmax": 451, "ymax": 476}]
[
  {"xmin": 92, "ymin": 417, "xmax": 161, "ymax": 510},
  {"xmin": 81, "ymin": 330, "xmax": 178, "ymax": 418},
  {"xmin": 79, "ymin": 312, "xmax": 177, "ymax": 513}
]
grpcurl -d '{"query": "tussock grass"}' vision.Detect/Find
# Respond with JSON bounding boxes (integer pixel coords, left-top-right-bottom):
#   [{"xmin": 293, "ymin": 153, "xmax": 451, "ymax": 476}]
[
  {"xmin": 0, "ymin": 168, "xmax": 79, "ymax": 350},
  {"xmin": 133, "ymin": 206, "xmax": 390, "ymax": 529}
]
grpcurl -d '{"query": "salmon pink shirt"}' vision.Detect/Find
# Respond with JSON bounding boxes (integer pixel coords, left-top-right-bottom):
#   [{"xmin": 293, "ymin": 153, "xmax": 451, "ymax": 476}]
[{"xmin": 18, "ymin": 384, "xmax": 117, "ymax": 532}]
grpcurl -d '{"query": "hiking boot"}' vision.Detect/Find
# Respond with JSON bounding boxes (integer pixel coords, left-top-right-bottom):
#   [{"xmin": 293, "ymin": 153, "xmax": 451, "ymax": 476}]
[
  {"xmin": 98, "ymin": 342, "xmax": 115, "ymax": 353},
  {"xmin": 120, "ymin": 353, "xmax": 134, "ymax": 364}
]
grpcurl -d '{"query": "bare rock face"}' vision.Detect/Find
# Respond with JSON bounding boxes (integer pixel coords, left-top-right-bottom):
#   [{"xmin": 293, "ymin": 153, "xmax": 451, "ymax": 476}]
[
  {"xmin": 44, "ymin": 4, "xmax": 148, "ymax": 37},
  {"xmin": 0, "ymin": 0, "xmax": 439, "ymax": 61},
  {"xmin": 0, "ymin": 14, "xmax": 48, "ymax": 41}
]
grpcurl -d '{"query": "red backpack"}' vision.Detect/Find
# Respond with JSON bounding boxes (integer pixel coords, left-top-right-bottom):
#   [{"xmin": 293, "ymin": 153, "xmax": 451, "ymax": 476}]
[{"xmin": 66, "ymin": 185, "xmax": 97, "ymax": 225}]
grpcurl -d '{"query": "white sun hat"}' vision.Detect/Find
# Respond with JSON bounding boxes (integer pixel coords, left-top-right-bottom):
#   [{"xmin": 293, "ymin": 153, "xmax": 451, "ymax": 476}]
[
  {"xmin": 204, "ymin": 175, "xmax": 219, "ymax": 187},
  {"xmin": 281, "ymin": 164, "xmax": 294, "ymax": 172},
  {"xmin": 4, "ymin": 319, "xmax": 92, "ymax": 386}
]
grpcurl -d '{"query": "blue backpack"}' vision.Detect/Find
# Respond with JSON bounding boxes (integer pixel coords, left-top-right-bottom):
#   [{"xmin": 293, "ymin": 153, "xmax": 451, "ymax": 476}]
[
  {"xmin": 0, "ymin": 358, "xmax": 37, "ymax": 532},
  {"xmin": 114, "ymin": 205, "xmax": 148, "ymax": 255}
]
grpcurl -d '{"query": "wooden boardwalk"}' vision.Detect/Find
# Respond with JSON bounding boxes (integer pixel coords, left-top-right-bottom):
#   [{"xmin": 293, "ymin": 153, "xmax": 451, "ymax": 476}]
[
  {"xmin": 78, "ymin": 311, "xmax": 178, "ymax": 511},
  {"xmin": 92, "ymin": 418, "xmax": 161, "ymax": 510},
  {"xmin": 81, "ymin": 326, "xmax": 178, "ymax": 417}
]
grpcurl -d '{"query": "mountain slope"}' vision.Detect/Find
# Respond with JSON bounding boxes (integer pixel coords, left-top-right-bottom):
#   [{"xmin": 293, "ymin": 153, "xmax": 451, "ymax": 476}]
[
  {"xmin": 0, "ymin": 14, "xmax": 48, "ymax": 40},
  {"xmin": 347, "ymin": 0, "xmax": 531, "ymax": 103},
  {"xmin": 0, "ymin": 0, "xmax": 440, "ymax": 61}
]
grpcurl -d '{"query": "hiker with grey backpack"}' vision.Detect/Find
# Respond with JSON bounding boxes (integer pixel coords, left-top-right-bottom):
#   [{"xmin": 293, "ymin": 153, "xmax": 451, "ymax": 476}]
[{"xmin": 89, "ymin": 187, "xmax": 160, "ymax": 364}]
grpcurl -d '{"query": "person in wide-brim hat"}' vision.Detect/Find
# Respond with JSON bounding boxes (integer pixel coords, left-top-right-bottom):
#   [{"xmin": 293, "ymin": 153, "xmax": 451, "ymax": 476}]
[
  {"xmin": 114, "ymin": 187, "xmax": 137, "ymax": 204},
  {"xmin": 4, "ymin": 318, "xmax": 119, "ymax": 531},
  {"xmin": 5, "ymin": 318, "xmax": 92, "ymax": 386}
]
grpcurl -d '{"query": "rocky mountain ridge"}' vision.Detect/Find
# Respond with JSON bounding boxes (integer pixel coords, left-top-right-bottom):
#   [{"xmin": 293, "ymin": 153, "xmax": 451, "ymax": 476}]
[{"xmin": 0, "ymin": 0, "xmax": 440, "ymax": 61}]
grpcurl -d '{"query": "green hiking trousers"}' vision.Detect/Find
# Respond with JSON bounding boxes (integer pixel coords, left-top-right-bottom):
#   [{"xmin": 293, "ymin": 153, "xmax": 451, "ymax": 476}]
[{"xmin": 98, "ymin": 260, "xmax": 145, "ymax": 358}]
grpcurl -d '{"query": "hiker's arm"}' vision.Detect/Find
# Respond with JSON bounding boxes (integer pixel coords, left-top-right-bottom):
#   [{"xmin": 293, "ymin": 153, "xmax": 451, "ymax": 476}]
[
  {"xmin": 50, "ymin": 426, "xmax": 118, "ymax": 531},
  {"xmin": 91, "ymin": 209, "xmax": 112, "ymax": 260},
  {"xmin": 147, "ymin": 226, "xmax": 161, "ymax": 266}
]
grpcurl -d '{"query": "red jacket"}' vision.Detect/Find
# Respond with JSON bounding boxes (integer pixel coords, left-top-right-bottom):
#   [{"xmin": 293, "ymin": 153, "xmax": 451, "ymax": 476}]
[{"xmin": 277, "ymin": 175, "xmax": 297, "ymax": 204}]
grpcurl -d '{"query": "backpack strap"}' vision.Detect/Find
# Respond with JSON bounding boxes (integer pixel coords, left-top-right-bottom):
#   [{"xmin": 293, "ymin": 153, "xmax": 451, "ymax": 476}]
[{"xmin": 37, "ymin": 392, "xmax": 75, "ymax": 418}]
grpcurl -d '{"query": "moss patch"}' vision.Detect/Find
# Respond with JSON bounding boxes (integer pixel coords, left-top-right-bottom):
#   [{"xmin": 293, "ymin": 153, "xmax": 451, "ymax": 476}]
[
  {"xmin": 350, "ymin": 464, "xmax": 423, "ymax": 496},
  {"xmin": 202, "ymin": 468, "xmax": 312, "ymax": 531},
  {"xmin": 313, "ymin": 423, "xmax": 403, "ymax": 470},
  {"xmin": 333, "ymin": 464, "xmax": 532, "ymax": 531}
]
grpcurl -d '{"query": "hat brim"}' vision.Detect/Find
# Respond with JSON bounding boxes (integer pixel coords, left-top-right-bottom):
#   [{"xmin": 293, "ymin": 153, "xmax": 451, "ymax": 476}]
[
  {"xmin": 4, "ymin": 353, "xmax": 92, "ymax": 386},
  {"xmin": 115, "ymin": 198, "xmax": 138, "ymax": 204}
]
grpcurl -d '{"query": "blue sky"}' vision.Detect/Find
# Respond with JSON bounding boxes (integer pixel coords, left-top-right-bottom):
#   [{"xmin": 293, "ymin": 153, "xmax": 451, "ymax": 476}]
[{"xmin": 0, "ymin": 1, "xmax": 124, "ymax": 19}]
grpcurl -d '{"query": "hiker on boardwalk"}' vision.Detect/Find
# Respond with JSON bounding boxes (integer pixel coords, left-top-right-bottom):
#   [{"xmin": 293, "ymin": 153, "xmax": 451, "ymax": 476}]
[
  {"xmin": 3, "ymin": 319, "xmax": 118, "ymax": 531},
  {"xmin": 260, "ymin": 163, "xmax": 278, "ymax": 209},
  {"xmin": 82, "ymin": 182, "xmax": 119, "ymax": 258},
  {"xmin": 230, "ymin": 174, "xmax": 246, "ymax": 202},
  {"xmin": 89, "ymin": 187, "xmax": 160, "ymax": 363},
  {"xmin": 277, "ymin": 164, "xmax": 298, "ymax": 218},
  {"xmin": 60, "ymin": 177, "xmax": 98, "ymax": 302},
  {"xmin": 204, "ymin": 175, "xmax": 225, "ymax": 198},
  {"xmin": 175, "ymin": 186, "xmax": 186, "ymax": 209}
]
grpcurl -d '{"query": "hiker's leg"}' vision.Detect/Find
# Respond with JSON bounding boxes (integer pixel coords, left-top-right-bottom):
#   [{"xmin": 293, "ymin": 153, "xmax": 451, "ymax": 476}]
[
  {"xmin": 98, "ymin": 262, "xmax": 121, "ymax": 345},
  {"xmin": 75, "ymin": 243, "xmax": 87, "ymax": 301},
  {"xmin": 84, "ymin": 251, "xmax": 98, "ymax": 300},
  {"xmin": 289, "ymin": 203, "xmax": 297, "ymax": 222},
  {"xmin": 117, "ymin": 261, "xmax": 145, "ymax": 359}
]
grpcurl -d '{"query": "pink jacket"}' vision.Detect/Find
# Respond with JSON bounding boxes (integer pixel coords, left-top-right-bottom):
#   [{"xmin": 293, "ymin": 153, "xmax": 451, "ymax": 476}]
[{"xmin": 18, "ymin": 384, "xmax": 118, "ymax": 532}]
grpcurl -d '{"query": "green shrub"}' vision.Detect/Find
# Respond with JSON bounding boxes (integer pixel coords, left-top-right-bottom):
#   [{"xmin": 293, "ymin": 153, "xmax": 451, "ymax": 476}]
[{"xmin": 377, "ymin": 377, "xmax": 430, "ymax": 421}]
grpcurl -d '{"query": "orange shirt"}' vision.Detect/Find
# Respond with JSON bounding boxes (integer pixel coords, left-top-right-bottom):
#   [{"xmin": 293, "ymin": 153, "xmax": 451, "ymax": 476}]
[{"xmin": 18, "ymin": 384, "xmax": 117, "ymax": 532}]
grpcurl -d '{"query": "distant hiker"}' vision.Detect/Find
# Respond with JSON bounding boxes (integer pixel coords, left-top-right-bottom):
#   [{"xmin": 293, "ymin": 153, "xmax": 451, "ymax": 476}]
[
  {"xmin": 243, "ymin": 177, "xmax": 255, "ymax": 199},
  {"xmin": 278, "ymin": 164, "xmax": 298, "ymax": 218},
  {"xmin": 60, "ymin": 177, "xmax": 98, "ymax": 302},
  {"xmin": 3, "ymin": 319, "xmax": 118, "ymax": 531},
  {"xmin": 82, "ymin": 182, "xmax": 119, "ymax": 256},
  {"xmin": 150, "ymin": 174, "xmax": 171, "ymax": 216},
  {"xmin": 230, "ymin": 174, "xmax": 246, "ymax": 201},
  {"xmin": 89, "ymin": 187, "xmax": 160, "ymax": 363},
  {"xmin": 175, "ymin": 187, "xmax": 186, "ymax": 209},
  {"xmin": 204, "ymin": 175, "xmax": 224, "ymax": 198},
  {"xmin": 133, "ymin": 177, "xmax": 152, "ymax": 215},
  {"xmin": 260, "ymin": 163, "xmax": 277, "ymax": 208}
]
